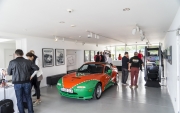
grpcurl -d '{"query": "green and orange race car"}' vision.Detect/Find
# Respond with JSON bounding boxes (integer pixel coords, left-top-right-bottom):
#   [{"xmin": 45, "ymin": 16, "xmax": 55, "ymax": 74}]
[{"xmin": 56, "ymin": 62, "xmax": 119, "ymax": 100}]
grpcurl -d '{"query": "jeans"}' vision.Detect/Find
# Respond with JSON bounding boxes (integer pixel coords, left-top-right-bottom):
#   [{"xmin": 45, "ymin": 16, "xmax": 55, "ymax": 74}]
[
  {"xmin": 130, "ymin": 67, "xmax": 139, "ymax": 86},
  {"xmin": 14, "ymin": 83, "xmax": 34, "ymax": 113},
  {"xmin": 122, "ymin": 68, "xmax": 129, "ymax": 84}
]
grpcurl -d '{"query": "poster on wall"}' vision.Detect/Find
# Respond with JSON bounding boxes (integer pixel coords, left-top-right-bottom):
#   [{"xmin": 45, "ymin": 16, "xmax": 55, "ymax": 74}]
[
  {"xmin": 55, "ymin": 49, "xmax": 65, "ymax": 66},
  {"xmin": 67, "ymin": 55, "xmax": 76, "ymax": 66},
  {"xmin": 42, "ymin": 48, "xmax": 54, "ymax": 67},
  {"xmin": 167, "ymin": 46, "xmax": 172, "ymax": 65}
]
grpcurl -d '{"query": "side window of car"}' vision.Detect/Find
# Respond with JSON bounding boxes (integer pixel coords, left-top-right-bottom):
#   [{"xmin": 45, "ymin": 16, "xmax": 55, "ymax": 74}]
[
  {"xmin": 80, "ymin": 65, "xmax": 88, "ymax": 71},
  {"xmin": 105, "ymin": 66, "xmax": 110, "ymax": 73}
]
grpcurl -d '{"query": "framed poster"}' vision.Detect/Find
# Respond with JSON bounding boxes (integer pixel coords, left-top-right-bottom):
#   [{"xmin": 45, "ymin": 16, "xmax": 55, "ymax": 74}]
[
  {"xmin": 167, "ymin": 46, "xmax": 172, "ymax": 65},
  {"xmin": 67, "ymin": 55, "xmax": 75, "ymax": 66},
  {"xmin": 42, "ymin": 48, "xmax": 54, "ymax": 67},
  {"xmin": 55, "ymin": 49, "xmax": 65, "ymax": 66}
]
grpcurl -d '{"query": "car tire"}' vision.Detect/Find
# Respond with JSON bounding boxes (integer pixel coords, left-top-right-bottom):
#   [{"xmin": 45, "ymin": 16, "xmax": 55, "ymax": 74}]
[
  {"xmin": 115, "ymin": 73, "xmax": 119, "ymax": 85},
  {"xmin": 93, "ymin": 83, "xmax": 102, "ymax": 100}
]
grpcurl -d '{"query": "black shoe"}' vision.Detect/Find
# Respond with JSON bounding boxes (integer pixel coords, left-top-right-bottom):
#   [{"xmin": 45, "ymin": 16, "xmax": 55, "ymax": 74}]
[{"xmin": 32, "ymin": 93, "xmax": 37, "ymax": 96}]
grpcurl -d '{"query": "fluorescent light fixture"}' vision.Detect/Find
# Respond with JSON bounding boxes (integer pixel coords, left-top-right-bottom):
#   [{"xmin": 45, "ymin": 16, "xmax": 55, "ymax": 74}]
[{"xmin": 0, "ymin": 38, "xmax": 12, "ymax": 43}]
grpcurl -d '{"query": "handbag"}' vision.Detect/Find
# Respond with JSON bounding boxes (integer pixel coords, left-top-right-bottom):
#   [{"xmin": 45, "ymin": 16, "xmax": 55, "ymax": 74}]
[{"xmin": 38, "ymin": 75, "xmax": 43, "ymax": 81}]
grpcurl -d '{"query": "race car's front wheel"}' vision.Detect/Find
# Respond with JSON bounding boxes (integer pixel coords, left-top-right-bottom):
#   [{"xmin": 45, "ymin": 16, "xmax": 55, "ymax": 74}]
[{"xmin": 93, "ymin": 83, "xmax": 102, "ymax": 100}]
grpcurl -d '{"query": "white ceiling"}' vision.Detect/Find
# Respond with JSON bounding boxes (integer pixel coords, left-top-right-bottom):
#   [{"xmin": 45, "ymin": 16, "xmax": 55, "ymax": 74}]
[{"xmin": 0, "ymin": 0, "xmax": 180, "ymax": 46}]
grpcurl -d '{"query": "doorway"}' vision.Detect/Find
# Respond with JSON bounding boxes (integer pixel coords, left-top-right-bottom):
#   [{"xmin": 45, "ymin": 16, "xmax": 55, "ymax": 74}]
[{"xmin": 4, "ymin": 49, "xmax": 15, "ymax": 68}]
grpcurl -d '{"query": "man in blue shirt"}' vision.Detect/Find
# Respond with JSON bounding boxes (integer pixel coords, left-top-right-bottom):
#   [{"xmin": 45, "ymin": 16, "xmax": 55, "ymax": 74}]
[{"xmin": 122, "ymin": 52, "xmax": 129, "ymax": 85}]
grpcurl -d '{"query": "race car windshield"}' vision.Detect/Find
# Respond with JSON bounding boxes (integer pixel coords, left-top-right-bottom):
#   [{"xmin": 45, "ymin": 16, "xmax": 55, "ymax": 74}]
[{"xmin": 78, "ymin": 64, "xmax": 103, "ymax": 73}]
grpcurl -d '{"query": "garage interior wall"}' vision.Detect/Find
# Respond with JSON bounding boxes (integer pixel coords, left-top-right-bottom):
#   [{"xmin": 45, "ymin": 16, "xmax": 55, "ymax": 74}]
[
  {"xmin": 24, "ymin": 36, "xmax": 105, "ymax": 87},
  {"xmin": 0, "ymin": 43, "xmax": 16, "ymax": 68},
  {"xmin": 163, "ymin": 6, "xmax": 180, "ymax": 113}
]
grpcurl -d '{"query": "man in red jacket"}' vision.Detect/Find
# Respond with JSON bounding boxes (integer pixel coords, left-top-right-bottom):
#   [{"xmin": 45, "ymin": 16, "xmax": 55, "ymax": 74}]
[{"xmin": 138, "ymin": 50, "xmax": 143, "ymax": 60}]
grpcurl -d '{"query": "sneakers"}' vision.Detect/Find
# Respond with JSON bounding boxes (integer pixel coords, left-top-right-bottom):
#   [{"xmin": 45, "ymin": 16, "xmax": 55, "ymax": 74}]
[
  {"xmin": 122, "ymin": 83, "xmax": 129, "ymax": 86},
  {"xmin": 135, "ymin": 85, "xmax": 138, "ymax": 88},
  {"xmin": 129, "ymin": 85, "xmax": 138, "ymax": 88},
  {"xmin": 129, "ymin": 85, "xmax": 133, "ymax": 88},
  {"xmin": 32, "ymin": 93, "xmax": 36, "ymax": 97},
  {"xmin": 33, "ymin": 100, "xmax": 41, "ymax": 107}
]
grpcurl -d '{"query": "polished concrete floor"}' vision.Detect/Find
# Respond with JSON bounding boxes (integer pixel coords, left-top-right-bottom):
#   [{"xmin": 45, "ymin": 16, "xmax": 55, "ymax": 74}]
[{"xmin": 32, "ymin": 72, "xmax": 174, "ymax": 113}]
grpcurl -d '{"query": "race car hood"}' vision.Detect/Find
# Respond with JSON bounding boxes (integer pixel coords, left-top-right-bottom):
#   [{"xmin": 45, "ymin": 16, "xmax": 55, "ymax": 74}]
[{"xmin": 62, "ymin": 72, "xmax": 103, "ymax": 89}]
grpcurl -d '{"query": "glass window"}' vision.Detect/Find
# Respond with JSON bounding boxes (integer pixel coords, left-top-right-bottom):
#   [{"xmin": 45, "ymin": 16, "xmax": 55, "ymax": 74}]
[
  {"xmin": 90, "ymin": 51, "xmax": 95, "ymax": 61},
  {"xmin": 116, "ymin": 46, "xmax": 125, "ymax": 60},
  {"xmin": 137, "ymin": 46, "xmax": 145, "ymax": 55},
  {"xmin": 126, "ymin": 45, "xmax": 136, "ymax": 59},
  {"xmin": 84, "ymin": 50, "xmax": 90, "ymax": 62},
  {"xmin": 110, "ymin": 46, "xmax": 115, "ymax": 60}
]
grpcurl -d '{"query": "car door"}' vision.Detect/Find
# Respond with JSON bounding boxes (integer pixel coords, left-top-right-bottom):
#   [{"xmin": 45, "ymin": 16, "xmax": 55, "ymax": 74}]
[{"xmin": 104, "ymin": 65, "xmax": 112, "ymax": 89}]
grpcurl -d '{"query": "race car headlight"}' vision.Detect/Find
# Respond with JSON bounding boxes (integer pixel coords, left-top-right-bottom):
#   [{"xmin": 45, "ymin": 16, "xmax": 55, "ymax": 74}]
[
  {"xmin": 57, "ymin": 83, "xmax": 61, "ymax": 86},
  {"xmin": 77, "ymin": 86, "xmax": 86, "ymax": 89}
]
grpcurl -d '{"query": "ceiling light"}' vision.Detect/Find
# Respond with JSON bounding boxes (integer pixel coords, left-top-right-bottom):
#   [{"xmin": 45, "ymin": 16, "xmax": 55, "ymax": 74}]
[
  {"xmin": 79, "ymin": 36, "xmax": 81, "ymax": 38},
  {"xmin": 54, "ymin": 36, "xmax": 58, "ymax": 42},
  {"xmin": 123, "ymin": 8, "xmax": 130, "ymax": 11},
  {"xmin": 67, "ymin": 9, "xmax": 73, "ymax": 13},
  {"xmin": 139, "ymin": 30, "xmax": 143, "ymax": 35},
  {"xmin": 132, "ymin": 28, "xmax": 136, "ymax": 35},
  {"xmin": 136, "ymin": 26, "xmax": 140, "ymax": 32},
  {"xmin": 59, "ymin": 21, "xmax": 65, "ymax": 23},
  {"xmin": 94, "ymin": 34, "xmax": 97, "ymax": 38},
  {"xmin": 71, "ymin": 25, "xmax": 76, "ymax": 27},
  {"xmin": 141, "ymin": 35, "xmax": 145, "ymax": 41},
  {"xmin": 176, "ymin": 30, "xmax": 180, "ymax": 36},
  {"xmin": 97, "ymin": 35, "xmax": 100, "ymax": 39}
]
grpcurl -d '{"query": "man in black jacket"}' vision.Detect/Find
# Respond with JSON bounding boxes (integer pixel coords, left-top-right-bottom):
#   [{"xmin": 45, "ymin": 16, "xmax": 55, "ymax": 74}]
[{"xmin": 7, "ymin": 49, "xmax": 39, "ymax": 113}]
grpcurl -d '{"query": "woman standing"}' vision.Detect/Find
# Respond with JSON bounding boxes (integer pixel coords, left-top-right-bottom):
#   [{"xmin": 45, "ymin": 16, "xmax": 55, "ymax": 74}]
[
  {"xmin": 26, "ymin": 52, "xmax": 43, "ymax": 106},
  {"xmin": 118, "ymin": 54, "xmax": 122, "ymax": 60}
]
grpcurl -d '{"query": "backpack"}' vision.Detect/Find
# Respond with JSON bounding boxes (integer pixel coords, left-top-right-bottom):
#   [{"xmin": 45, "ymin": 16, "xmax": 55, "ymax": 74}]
[{"xmin": 95, "ymin": 55, "xmax": 100, "ymax": 62}]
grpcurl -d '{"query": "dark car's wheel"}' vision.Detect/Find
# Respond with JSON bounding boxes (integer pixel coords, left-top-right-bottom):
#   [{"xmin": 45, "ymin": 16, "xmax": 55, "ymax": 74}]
[
  {"xmin": 115, "ymin": 73, "xmax": 119, "ymax": 85},
  {"xmin": 93, "ymin": 83, "xmax": 102, "ymax": 100}
]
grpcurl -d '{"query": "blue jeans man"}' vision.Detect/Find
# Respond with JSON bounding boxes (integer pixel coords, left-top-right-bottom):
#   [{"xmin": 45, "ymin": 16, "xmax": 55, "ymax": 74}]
[{"xmin": 14, "ymin": 83, "xmax": 34, "ymax": 113}]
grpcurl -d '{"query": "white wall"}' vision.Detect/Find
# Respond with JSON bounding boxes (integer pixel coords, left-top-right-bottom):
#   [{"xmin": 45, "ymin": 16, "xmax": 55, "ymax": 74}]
[
  {"xmin": 163, "ymin": 6, "xmax": 180, "ymax": 113},
  {"xmin": 25, "ymin": 37, "xmax": 105, "ymax": 87},
  {"xmin": 0, "ymin": 43, "xmax": 16, "ymax": 68}
]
